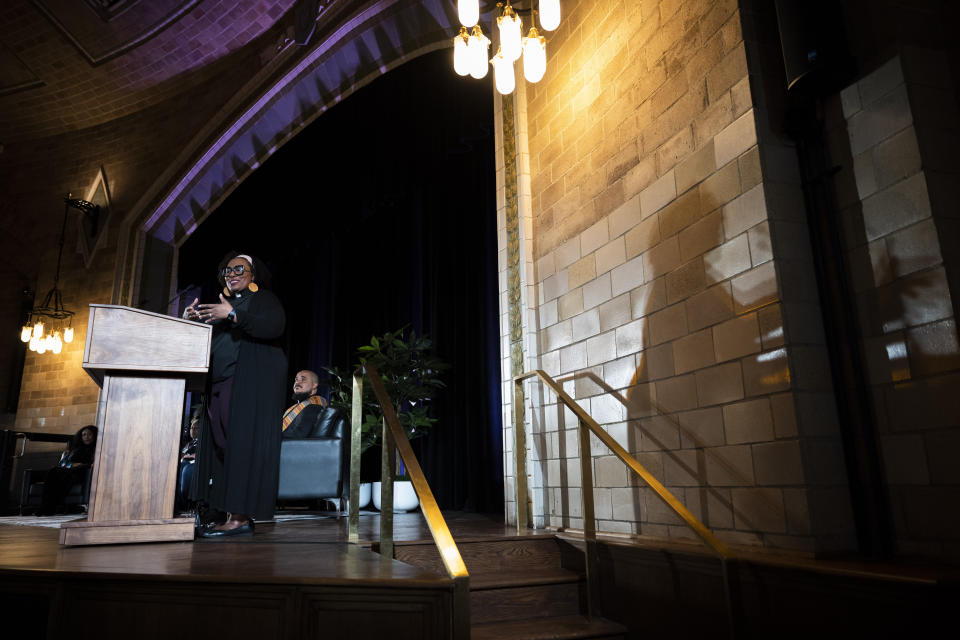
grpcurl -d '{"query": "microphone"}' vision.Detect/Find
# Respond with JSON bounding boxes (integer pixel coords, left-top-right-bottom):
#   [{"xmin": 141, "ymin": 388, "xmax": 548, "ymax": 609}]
[{"xmin": 164, "ymin": 284, "xmax": 200, "ymax": 312}]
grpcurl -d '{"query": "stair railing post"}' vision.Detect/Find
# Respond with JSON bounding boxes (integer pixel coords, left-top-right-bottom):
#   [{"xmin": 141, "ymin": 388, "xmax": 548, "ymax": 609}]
[
  {"xmin": 722, "ymin": 557, "xmax": 743, "ymax": 640},
  {"xmin": 513, "ymin": 376, "xmax": 529, "ymax": 533},
  {"xmin": 348, "ymin": 371, "xmax": 363, "ymax": 544},
  {"xmin": 452, "ymin": 575, "xmax": 470, "ymax": 640},
  {"xmin": 578, "ymin": 416, "xmax": 600, "ymax": 619},
  {"xmin": 380, "ymin": 416, "xmax": 395, "ymax": 559}
]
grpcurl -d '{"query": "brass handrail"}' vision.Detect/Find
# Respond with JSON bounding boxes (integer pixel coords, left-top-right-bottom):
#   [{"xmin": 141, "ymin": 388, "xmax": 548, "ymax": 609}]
[
  {"xmin": 513, "ymin": 369, "xmax": 731, "ymax": 558},
  {"xmin": 348, "ymin": 362, "xmax": 469, "ymax": 638}
]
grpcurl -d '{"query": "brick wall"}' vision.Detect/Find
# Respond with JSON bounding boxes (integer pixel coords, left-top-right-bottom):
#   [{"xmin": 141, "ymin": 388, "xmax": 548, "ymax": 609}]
[
  {"xmin": 6, "ymin": 47, "xmax": 268, "ymax": 435},
  {"xmin": 499, "ymin": 0, "xmax": 857, "ymax": 552}
]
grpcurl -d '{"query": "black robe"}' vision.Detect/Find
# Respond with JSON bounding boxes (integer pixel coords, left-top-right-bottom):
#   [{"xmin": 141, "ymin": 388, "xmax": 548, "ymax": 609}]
[
  {"xmin": 282, "ymin": 400, "xmax": 325, "ymax": 439},
  {"xmin": 194, "ymin": 287, "xmax": 287, "ymax": 520}
]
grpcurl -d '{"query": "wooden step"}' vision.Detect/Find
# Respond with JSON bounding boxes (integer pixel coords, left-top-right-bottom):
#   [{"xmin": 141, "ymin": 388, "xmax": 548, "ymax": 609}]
[
  {"xmin": 390, "ymin": 535, "xmax": 564, "ymax": 575},
  {"xmin": 469, "ymin": 567, "xmax": 581, "ymax": 590},
  {"xmin": 470, "ymin": 574, "xmax": 585, "ymax": 624},
  {"xmin": 472, "ymin": 615, "xmax": 627, "ymax": 640},
  {"xmin": 390, "ymin": 536, "xmax": 591, "ymax": 625}
]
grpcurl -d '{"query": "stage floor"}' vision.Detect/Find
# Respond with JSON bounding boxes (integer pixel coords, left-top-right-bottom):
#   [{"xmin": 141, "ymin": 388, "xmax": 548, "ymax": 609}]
[
  {"xmin": 0, "ymin": 509, "xmax": 522, "ymax": 582},
  {"xmin": 1, "ymin": 510, "xmax": 525, "ymax": 639}
]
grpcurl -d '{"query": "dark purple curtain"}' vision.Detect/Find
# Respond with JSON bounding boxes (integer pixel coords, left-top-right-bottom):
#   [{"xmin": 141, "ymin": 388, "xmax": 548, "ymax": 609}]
[{"xmin": 178, "ymin": 50, "xmax": 503, "ymax": 513}]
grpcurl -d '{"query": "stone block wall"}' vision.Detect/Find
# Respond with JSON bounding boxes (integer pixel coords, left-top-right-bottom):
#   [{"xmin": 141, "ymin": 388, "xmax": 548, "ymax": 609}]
[
  {"xmin": 837, "ymin": 55, "xmax": 960, "ymax": 559},
  {"xmin": 498, "ymin": 0, "xmax": 857, "ymax": 552}
]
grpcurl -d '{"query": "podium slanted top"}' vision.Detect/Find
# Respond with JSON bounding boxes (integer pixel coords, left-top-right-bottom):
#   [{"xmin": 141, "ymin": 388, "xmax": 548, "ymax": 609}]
[{"xmin": 82, "ymin": 304, "xmax": 212, "ymax": 386}]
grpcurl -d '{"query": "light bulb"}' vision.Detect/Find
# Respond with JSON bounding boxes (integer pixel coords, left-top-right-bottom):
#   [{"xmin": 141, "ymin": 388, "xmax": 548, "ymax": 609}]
[
  {"xmin": 540, "ymin": 0, "xmax": 561, "ymax": 31},
  {"xmin": 36, "ymin": 337, "xmax": 47, "ymax": 354},
  {"xmin": 492, "ymin": 49, "xmax": 516, "ymax": 95},
  {"xmin": 458, "ymin": 0, "xmax": 479, "ymax": 28},
  {"xmin": 467, "ymin": 26, "xmax": 490, "ymax": 79},
  {"xmin": 64, "ymin": 326, "xmax": 74, "ymax": 343},
  {"xmin": 522, "ymin": 28, "xmax": 546, "ymax": 83},
  {"xmin": 498, "ymin": 5, "xmax": 523, "ymax": 62},
  {"xmin": 33, "ymin": 321, "xmax": 44, "ymax": 339},
  {"xmin": 454, "ymin": 27, "xmax": 471, "ymax": 76},
  {"xmin": 20, "ymin": 324, "xmax": 32, "ymax": 342},
  {"xmin": 52, "ymin": 332, "xmax": 63, "ymax": 354},
  {"xmin": 29, "ymin": 336, "xmax": 38, "ymax": 352}
]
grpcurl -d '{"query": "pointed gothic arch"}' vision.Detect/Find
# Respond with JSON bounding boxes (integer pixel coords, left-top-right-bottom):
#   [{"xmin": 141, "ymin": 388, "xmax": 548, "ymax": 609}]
[{"xmin": 117, "ymin": 0, "xmax": 467, "ymax": 308}]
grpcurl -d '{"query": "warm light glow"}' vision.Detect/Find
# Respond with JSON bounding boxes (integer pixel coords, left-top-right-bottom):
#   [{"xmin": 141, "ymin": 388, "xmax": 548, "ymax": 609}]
[
  {"xmin": 498, "ymin": 4, "xmax": 523, "ymax": 62},
  {"xmin": 36, "ymin": 336, "xmax": 47, "ymax": 354},
  {"xmin": 64, "ymin": 326, "xmax": 74, "ymax": 343},
  {"xmin": 20, "ymin": 324, "xmax": 32, "ymax": 343},
  {"xmin": 522, "ymin": 28, "xmax": 546, "ymax": 82},
  {"xmin": 33, "ymin": 321, "xmax": 44, "ymax": 340},
  {"xmin": 29, "ymin": 336, "xmax": 38, "ymax": 352},
  {"xmin": 491, "ymin": 49, "xmax": 516, "ymax": 94},
  {"xmin": 453, "ymin": 27, "xmax": 471, "ymax": 76},
  {"xmin": 451, "ymin": 1, "xmax": 557, "ymax": 89},
  {"xmin": 539, "ymin": 0, "xmax": 561, "ymax": 31},
  {"xmin": 51, "ymin": 332, "xmax": 63, "ymax": 354},
  {"xmin": 467, "ymin": 26, "xmax": 490, "ymax": 79},
  {"xmin": 457, "ymin": 0, "xmax": 479, "ymax": 28}
]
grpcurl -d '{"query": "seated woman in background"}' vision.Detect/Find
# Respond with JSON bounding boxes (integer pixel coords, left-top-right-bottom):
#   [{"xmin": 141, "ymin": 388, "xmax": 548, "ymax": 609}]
[
  {"xmin": 37, "ymin": 425, "xmax": 98, "ymax": 516},
  {"xmin": 177, "ymin": 409, "xmax": 201, "ymax": 511}
]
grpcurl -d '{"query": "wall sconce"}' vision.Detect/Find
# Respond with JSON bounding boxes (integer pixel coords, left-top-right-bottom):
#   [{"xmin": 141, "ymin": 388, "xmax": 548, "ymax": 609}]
[
  {"xmin": 18, "ymin": 195, "xmax": 100, "ymax": 355},
  {"xmin": 453, "ymin": 0, "xmax": 561, "ymax": 95}
]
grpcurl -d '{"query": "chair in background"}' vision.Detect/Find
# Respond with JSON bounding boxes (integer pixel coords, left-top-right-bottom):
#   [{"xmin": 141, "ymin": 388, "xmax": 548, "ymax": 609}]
[
  {"xmin": 19, "ymin": 466, "xmax": 93, "ymax": 515},
  {"xmin": 277, "ymin": 406, "xmax": 350, "ymax": 509}
]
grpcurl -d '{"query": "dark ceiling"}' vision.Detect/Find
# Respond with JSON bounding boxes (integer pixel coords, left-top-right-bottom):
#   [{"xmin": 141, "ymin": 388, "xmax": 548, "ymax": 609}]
[{"xmin": 0, "ymin": 0, "xmax": 297, "ymax": 144}]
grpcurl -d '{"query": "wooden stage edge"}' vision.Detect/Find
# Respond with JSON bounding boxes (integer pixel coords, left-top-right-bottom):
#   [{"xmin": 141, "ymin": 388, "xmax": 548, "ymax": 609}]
[
  {"xmin": 0, "ymin": 511, "xmax": 492, "ymax": 640},
  {"xmin": 0, "ymin": 511, "xmax": 524, "ymax": 585}
]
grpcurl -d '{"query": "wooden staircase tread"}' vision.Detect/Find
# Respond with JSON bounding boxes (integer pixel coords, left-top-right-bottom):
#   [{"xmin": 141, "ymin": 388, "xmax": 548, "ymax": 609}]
[
  {"xmin": 471, "ymin": 615, "xmax": 626, "ymax": 640},
  {"xmin": 388, "ymin": 532, "xmax": 560, "ymax": 547},
  {"xmin": 390, "ymin": 536, "xmax": 567, "ymax": 576},
  {"xmin": 468, "ymin": 567, "xmax": 582, "ymax": 590}
]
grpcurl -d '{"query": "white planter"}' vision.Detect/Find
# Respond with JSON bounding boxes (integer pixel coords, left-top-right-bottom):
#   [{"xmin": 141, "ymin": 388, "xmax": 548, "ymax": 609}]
[
  {"xmin": 372, "ymin": 480, "xmax": 420, "ymax": 512},
  {"xmin": 347, "ymin": 482, "xmax": 372, "ymax": 511}
]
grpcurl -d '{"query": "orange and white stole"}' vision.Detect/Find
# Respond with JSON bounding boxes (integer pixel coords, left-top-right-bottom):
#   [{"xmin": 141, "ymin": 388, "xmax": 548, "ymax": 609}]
[{"xmin": 281, "ymin": 395, "xmax": 327, "ymax": 431}]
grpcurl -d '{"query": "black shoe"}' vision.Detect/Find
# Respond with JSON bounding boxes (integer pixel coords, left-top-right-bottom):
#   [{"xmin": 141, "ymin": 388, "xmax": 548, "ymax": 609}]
[
  {"xmin": 194, "ymin": 503, "xmax": 228, "ymax": 533},
  {"xmin": 199, "ymin": 519, "xmax": 254, "ymax": 538}
]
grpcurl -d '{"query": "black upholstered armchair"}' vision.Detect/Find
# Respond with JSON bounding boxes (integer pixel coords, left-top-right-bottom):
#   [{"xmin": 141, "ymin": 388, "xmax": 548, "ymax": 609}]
[
  {"xmin": 20, "ymin": 466, "xmax": 92, "ymax": 515},
  {"xmin": 277, "ymin": 406, "xmax": 350, "ymax": 505}
]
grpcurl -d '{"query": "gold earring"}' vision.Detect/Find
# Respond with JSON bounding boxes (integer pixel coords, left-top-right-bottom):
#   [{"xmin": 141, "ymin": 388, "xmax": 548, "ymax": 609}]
[
  {"xmin": 248, "ymin": 282, "xmax": 259, "ymax": 292},
  {"xmin": 223, "ymin": 286, "xmax": 231, "ymax": 297}
]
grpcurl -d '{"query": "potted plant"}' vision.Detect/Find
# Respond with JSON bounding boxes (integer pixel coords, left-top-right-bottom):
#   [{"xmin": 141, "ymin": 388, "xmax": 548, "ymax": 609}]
[{"xmin": 324, "ymin": 327, "xmax": 447, "ymax": 511}]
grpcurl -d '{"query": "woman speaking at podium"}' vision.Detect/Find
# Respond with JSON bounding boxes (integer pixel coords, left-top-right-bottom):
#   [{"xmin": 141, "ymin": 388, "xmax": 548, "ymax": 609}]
[{"xmin": 183, "ymin": 252, "xmax": 286, "ymax": 537}]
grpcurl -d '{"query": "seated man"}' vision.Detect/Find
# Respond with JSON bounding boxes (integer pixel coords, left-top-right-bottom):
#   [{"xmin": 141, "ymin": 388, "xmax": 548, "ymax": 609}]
[{"xmin": 281, "ymin": 370, "xmax": 328, "ymax": 439}]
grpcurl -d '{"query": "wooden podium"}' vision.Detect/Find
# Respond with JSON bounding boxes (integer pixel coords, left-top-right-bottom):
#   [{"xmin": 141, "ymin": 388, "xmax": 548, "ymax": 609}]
[{"xmin": 60, "ymin": 304, "xmax": 212, "ymax": 546}]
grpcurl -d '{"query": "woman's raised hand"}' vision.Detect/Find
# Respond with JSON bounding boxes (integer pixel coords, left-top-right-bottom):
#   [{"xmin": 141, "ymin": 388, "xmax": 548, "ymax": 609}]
[
  {"xmin": 196, "ymin": 294, "xmax": 235, "ymax": 324},
  {"xmin": 183, "ymin": 297, "xmax": 200, "ymax": 321}
]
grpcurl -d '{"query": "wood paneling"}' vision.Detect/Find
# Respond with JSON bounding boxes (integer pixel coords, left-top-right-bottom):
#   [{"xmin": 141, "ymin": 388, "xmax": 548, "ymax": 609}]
[
  {"xmin": 83, "ymin": 304, "xmax": 211, "ymax": 384},
  {"xmin": 0, "ymin": 523, "xmax": 456, "ymax": 640},
  {"xmin": 89, "ymin": 375, "xmax": 184, "ymax": 521},
  {"xmin": 69, "ymin": 305, "xmax": 209, "ymax": 545}
]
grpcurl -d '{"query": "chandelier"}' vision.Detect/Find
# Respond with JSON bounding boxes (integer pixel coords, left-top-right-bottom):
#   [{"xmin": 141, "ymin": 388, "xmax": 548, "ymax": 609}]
[
  {"xmin": 18, "ymin": 196, "xmax": 99, "ymax": 355},
  {"xmin": 453, "ymin": 0, "xmax": 561, "ymax": 95}
]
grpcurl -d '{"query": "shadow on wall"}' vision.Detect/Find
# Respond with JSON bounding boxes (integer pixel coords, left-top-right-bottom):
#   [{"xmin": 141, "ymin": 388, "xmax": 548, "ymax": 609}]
[{"xmin": 528, "ymin": 213, "xmax": 791, "ymax": 539}]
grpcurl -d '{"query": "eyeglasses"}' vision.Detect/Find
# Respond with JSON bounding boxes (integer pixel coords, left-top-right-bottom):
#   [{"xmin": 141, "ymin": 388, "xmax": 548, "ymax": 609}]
[{"xmin": 221, "ymin": 264, "xmax": 248, "ymax": 277}]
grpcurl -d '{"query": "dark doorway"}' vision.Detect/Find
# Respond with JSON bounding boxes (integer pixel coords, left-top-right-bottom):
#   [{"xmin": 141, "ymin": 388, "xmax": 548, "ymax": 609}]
[{"xmin": 178, "ymin": 49, "xmax": 503, "ymax": 513}]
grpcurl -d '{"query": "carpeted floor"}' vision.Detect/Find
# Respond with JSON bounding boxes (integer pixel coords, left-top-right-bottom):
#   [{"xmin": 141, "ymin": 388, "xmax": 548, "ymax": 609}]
[
  {"xmin": 0, "ymin": 514, "xmax": 86, "ymax": 528},
  {"xmin": 0, "ymin": 510, "xmax": 374, "ymax": 529}
]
